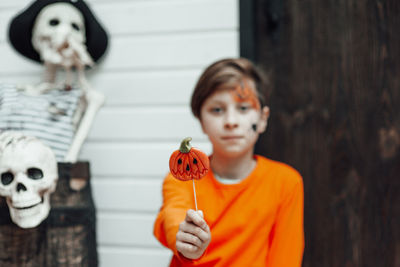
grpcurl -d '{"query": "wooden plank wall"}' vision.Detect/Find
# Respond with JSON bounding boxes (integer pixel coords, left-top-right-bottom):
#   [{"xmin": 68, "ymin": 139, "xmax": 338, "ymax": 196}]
[
  {"xmin": 0, "ymin": 0, "xmax": 239, "ymax": 266},
  {"xmin": 254, "ymin": 0, "xmax": 400, "ymax": 266}
]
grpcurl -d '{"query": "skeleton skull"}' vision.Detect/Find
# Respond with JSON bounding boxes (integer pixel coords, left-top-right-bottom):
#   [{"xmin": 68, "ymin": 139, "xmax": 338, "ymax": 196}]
[
  {"xmin": 31, "ymin": 2, "xmax": 93, "ymax": 68},
  {"xmin": 0, "ymin": 132, "xmax": 58, "ymax": 228}
]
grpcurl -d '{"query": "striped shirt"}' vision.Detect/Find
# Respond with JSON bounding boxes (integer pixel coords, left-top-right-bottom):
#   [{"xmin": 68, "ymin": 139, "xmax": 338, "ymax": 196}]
[{"xmin": 0, "ymin": 83, "xmax": 83, "ymax": 161}]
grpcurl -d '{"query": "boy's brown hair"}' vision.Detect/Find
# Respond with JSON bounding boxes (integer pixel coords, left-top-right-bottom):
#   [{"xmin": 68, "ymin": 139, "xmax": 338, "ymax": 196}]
[{"xmin": 190, "ymin": 58, "xmax": 268, "ymax": 119}]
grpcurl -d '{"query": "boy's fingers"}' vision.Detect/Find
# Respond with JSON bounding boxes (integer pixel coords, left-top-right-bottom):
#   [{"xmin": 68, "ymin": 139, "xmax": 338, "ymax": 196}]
[
  {"xmin": 176, "ymin": 240, "xmax": 198, "ymax": 253},
  {"xmin": 176, "ymin": 231, "xmax": 202, "ymax": 248},
  {"xmin": 185, "ymin": 209, "xmax": 207, "ymax": 230},
  {"xmin": 179, "ymin": 222, "xmax": 209, "ymax": 242}
]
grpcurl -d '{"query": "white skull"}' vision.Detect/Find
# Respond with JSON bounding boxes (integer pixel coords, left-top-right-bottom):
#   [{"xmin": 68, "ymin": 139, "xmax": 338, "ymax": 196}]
[
  {"xmin": 0, "ymin": 132, "xmax": 58, "ymax": 228},
  {"xmin": 31, "ymin": 2, "xmax": 93, "ymax": 68}
]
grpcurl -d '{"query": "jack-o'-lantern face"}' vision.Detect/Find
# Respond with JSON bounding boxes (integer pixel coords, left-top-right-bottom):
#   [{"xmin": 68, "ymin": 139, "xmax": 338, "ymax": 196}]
[{"xmin": 169, "ymin": 137, "xmax": 209, "ymax": 181}]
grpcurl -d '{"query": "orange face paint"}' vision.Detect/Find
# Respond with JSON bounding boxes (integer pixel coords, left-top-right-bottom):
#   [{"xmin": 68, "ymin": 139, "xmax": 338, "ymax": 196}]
[{"xmin": 230, "ymin": 80, "xmax": 261, "ymax": 111}]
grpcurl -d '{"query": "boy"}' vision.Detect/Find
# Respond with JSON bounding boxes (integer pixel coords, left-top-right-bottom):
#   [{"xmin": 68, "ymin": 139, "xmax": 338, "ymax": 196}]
[{"xmin": 153, "ymin": 58, "xmax": 304, "ymax": 266}]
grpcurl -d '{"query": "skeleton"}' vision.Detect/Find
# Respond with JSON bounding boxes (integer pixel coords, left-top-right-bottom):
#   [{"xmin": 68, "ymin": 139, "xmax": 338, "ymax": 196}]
[
  {"xmin": 18, "ymin": 2, "xmax": 105, "ymax": 162},
  {"xmin": 0, "ymin": 132, "xmax": 58, "ymax": 228}
]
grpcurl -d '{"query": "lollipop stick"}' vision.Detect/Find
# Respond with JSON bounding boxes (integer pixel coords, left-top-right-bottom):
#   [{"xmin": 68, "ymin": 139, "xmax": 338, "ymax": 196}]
[{"xmin": 192, "ymin": 179, "xmax": 198, "ymax": 211}]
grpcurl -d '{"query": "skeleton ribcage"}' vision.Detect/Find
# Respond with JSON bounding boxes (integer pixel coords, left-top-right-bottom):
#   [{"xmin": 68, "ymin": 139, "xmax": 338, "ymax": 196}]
[{"xmin": 0, "ymin": 83, "xmax": 83, "ymax": 161}]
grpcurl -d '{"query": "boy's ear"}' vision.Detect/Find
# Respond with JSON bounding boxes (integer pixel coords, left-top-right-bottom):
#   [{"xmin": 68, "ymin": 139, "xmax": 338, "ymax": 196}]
[{"xmin": 257, "ymin": 106, "xmax": 270, "ymax": 133}]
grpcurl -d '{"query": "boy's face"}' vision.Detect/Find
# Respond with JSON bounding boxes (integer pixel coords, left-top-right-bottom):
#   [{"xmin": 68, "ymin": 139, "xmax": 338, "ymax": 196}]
[{"xmin": 199, "ymin": 84, "xmax": 269, "ymax": 158}]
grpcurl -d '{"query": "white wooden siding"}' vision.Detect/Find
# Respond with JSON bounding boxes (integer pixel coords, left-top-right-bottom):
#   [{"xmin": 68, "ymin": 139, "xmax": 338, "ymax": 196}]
[{"xmin": 0, "ymin": 0, "xmax": 239, "ymax": 266}]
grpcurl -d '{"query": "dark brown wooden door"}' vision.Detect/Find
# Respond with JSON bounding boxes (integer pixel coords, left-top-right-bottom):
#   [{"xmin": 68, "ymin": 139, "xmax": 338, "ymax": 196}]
[{"xmin": 242, "ymin": 0, "xmax": 400, "ymax": 266}]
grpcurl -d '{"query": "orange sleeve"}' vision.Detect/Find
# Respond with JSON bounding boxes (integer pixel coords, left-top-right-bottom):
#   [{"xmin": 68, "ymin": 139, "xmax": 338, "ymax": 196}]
[
  {"xmin": 153, "ymin": 174, "xmax": 193, "ymax": 256},
  {"xmin": 266, "ymin": 175, "xmax": 304, "ymax": 267}
]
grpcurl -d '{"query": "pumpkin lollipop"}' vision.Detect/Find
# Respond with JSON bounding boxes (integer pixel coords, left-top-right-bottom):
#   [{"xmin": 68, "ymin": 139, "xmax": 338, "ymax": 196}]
[{"xmin": 169, "ymin": 137, "xmax": 209, "ymax": 210}]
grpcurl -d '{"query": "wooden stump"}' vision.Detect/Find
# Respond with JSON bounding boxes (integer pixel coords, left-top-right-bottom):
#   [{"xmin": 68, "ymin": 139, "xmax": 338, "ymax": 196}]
[{"xmin": 0, "ymin": 162, "xmax": 97, "ymax": 267}]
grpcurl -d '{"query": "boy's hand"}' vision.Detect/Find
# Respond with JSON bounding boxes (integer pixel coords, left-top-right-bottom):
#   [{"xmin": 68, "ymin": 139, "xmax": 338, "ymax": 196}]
[{"xmin": 176, "ymin": 209, "xmax": 211, "ymax": 260}]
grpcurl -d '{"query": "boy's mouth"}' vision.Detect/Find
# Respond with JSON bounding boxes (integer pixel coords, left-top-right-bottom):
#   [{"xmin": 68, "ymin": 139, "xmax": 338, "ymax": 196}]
[{"xmin": 221, "ymin": 136, "xmax": 243, "ymax": 140}]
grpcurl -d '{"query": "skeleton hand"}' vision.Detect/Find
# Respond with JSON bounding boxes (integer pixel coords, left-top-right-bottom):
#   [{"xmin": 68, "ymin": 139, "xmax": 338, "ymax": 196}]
[
  {"xmin": 37, "ymin": 36, "xmax": 93, "ymax": 69},
  {"xmin": 36, "ymin": 39, "xmax": 63, "ymax": 65},
  {"xmin": 64, "ymin": 35, "xmax": 94, "ymax": 68}
]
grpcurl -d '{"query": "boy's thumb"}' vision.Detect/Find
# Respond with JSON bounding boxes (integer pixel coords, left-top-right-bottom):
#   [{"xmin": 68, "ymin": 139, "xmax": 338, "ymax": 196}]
[{"xmin": 197, "ymin": 210, "xmax": 204, "ymax": 218}]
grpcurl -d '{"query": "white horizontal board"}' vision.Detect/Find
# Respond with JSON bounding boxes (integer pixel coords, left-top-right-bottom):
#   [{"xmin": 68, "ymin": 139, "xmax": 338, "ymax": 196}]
[
  {"xmin": 0, "ymin": 0, "xmax": 34, "ymax": 9},
  {"xmin": 92, "ymin": 178, "xmax": 162, "ymax": 212},
  {"xmin": 0, "ymin": 32, "xmax": 238, "ymax": 74},
  {"xmin": 88, "ymin": 106, "xmax": 204, "ymax": 140},
  {"xmin": 0, "ymin": 0, "xmax": 222, "ymax": 9},
  {"xmin": 0, "ymin": 68, "xmax": 201, "ymax": 105},
  {"xmin": 0, "ymin": 0, "xmax": 160, "ymax": 9},
  {"xmin": 93, "ymin": 0, "xmax": 237, "ymax": 36},
  {"xmin": 97, "ymin": 212, "xmax": 161, "ymax": 247},
  {"xmin": 0, "ymin": 74, "xmax": 41, "ymax": 85},
  {"xmin": 102, "ymin": 32, "xmax": 238, "ymax": 71},
  {"xmin": 0, "ymin": 45, "xmax": 41, "ymax": 74},
  {"xmin": 0, "ymin": 10, "xmax": 10, "ymax": 43},
  {"xmin": 98, "ymin": 247, "xmax": 171, "ymax": 267},
  {"xmin": 91, "ymin": 69, "xmax": 201, "ymax": 106},
  {"xmin": 0, "ymin": 0, "xmax": 237, "ymax": 42},
  {"xmin": 80, "ymin": 141, "xmax": 212, "ymax": 177}
]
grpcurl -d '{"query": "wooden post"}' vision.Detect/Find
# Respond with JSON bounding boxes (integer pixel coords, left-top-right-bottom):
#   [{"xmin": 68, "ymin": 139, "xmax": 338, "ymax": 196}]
[{"xmin": 250, "ymin": 0, "xmax": 400, "ymax": 266}]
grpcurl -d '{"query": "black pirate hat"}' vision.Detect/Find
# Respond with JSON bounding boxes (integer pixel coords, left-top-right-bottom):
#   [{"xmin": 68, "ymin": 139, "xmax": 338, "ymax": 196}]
[{"xmin": 8, "ymin": 0, "xmax": 108, "ymax": 64}]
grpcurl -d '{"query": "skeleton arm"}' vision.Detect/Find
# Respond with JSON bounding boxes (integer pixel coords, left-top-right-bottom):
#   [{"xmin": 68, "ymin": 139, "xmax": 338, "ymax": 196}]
[{"xmin": 64, "ymin": 74, "xmax": 104, "ymax": 163}]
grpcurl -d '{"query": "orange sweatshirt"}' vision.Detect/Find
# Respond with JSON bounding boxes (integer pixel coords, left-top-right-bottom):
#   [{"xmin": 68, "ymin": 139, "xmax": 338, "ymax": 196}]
[{"xmin": 153, "ymin": 155, "xmax": 304, "ymax": 267}]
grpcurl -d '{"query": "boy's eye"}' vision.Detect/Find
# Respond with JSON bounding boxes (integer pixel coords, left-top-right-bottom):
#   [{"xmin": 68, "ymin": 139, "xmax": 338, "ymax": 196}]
[
  {"xmin": 210, "ymin": 107, "xmax": 223, "ymax": 114},
  {"xmin": 238, "ymin": 104, "xmax": 251, "ymax": 112}
]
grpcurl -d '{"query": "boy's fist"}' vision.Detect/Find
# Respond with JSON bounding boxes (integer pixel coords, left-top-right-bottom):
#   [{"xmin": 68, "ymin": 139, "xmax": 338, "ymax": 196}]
[{"xmin": 176, "ymin": 209, "xmax": 211, "ymax": 260}]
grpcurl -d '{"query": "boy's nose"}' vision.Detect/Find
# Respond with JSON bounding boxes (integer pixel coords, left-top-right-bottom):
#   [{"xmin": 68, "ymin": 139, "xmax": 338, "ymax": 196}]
[{"xmin": 224, "ymin": 110, "xmax": 239, "ymax": 130}]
